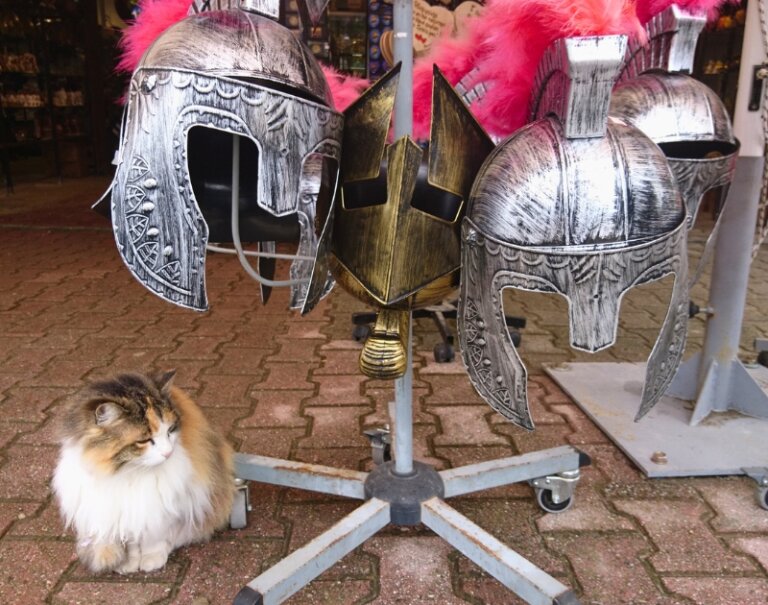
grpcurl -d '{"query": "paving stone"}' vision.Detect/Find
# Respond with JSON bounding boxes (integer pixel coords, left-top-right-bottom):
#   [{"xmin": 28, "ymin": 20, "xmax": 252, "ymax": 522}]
[
  {"xmin": 431, "ymin": 406, "xmax": 509, "ymax": 447},
  {"xmin": 51, "ymin": 580, "xmax": 173, "ymax": 604},
  {"xmin": 550, "ymin": 534, "xmax": 681, "ymax": 605},
  {"xmin": 304, "ymin": 374, "xmax": 368, "ymax": 405},
  {"xmin": 698, "ymin": 478, "xmax": 768, "ymax": 532},
  {"xmin": 0, "ymin": 444, "xmax": 59, "ymax": 500},
  {"xmin": 422, "ymin": 375, "xmax": 485, "ymax": 405},
  {"xmin": 205, "ymin": 345, "xmax": 269, "ymax": 375},
  {"xmin": 9, "ymin": 499, "xmax": 68, "ymax": 538},
  {"xmin": 17, "ymin": 415, "xmax": 61, "ymax": 445},
  {"xmin": 365, "ymin": 536, "xmax": 468, "ymax": 604},
  {"xmin": 285, "ymin": 322, "xmax": 327, "ymax": 339},
  {"xmin": 0, "ymin": 501, "xmax": 43, "ymax": 537},
  {"xmin": 457, "ymin": 574, "xmax": 530, "ymax": 605},
  {"xmin": 0, "ymin": 539, "xmax": 75, "ymax": 604},
  {"xmin": 418, "ymin": 358, "xmax": 469, "ymax": 375},
  {"xmin": 662, "ymin": 577, "xmax": 768, "ymax": 605},
  {"xmin": 166, "ymin": 336, "xmax": 222, "ymax": 360},
  {"xmin": 232, "ymin": 427, "xmax": 306, "ymax": 459},
  {"xmin": 198, "ymin": 375, "xmax": 259, "ymax": 408},
  {"xmin": 536, "ymin": 490, "xmax": 636, "ymax": 532},
  {"xmin": 0, "ymin": 386, "xmax": 69, "ymax": 423},
  {"xmin": 452, "ymin": 498, "xmax": 568, "ymax": 575},
  {"xmin": 19, "ymin": 358, "xmax": 110, "ymax": 388},
  {"xmin": 314, "ymin": 348, "xmax": 365, "ymax": 375},
  {"xmin": 285, "ymin": 578, "xmax": 374, "ymax": 605},
  {"xmin": 732, "ymin": 537, "xmax": 768, "ymax": 573},
  {"xmin": 434, "ymin": 445, "xmax": 519, "ymax": 471},
  {"xmin": 257, "ymin": 363, "xmax": 317, "ymax": 391},
  {"xmin": 362, "ymin": 386, "xmax": 435, "ymax": 426},
  {"xmin": 239, "ymin": 390, "xmax": 312, "ymax": 428},
  {"xmin": 172, "ymin": 538, "xmax": 283, "ymax": 605},
  {"xmin": 0, "ymin": 419, "xmax": 29, "ymax": 449},
  {"xmin": 614, "ymin": 499, "xmax": 756, "ymax": 573},
  {"xmin": 299, "ymin": 406, "xmax": 373, "ymax": 449},
  {"xmin": 548, "ymin": 404, "xmax": 611, "ymax": 445},
  {"xmin": 270, "ymin": 339, "xmax": 325, "ymax": 363},
  {"xmin": 229, "ymin": 483, "xmax": 285, "ymax": 540}
]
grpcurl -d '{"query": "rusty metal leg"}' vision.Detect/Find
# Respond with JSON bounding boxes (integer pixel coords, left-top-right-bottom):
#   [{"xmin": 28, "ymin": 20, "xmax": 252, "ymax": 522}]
[
  {"xmin": 234, "ymin": 498, "xmax": 391, "ymax": 605},
  {"xmin": 421, "ymin": 498, "xmax": 580, "ymax": 605},
  {"xmin": 234, "ymin": 453, "xmax": 368, "ymax": 500}
]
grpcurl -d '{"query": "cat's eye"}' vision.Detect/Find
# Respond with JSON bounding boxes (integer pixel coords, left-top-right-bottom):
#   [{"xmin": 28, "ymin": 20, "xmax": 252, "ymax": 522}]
[
  {"xmin": 168, "ymin": 422, "xmax": 179, "ymax": 435},
  {"xmin": 136, "ymin": 438, "xmax": 154, "ymax": 445}
]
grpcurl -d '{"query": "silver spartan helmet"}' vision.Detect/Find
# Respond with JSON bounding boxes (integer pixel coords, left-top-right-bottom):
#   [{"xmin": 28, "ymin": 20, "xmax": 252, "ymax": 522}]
[
  {"xmin": 610, "ymin": 5, "xmax": 739, "ymax": 282},
  {"xmin": 458, "ymin": 35, "xmax": 690, "ymax": 430},
  {"xmin": 101, "ymin": 0, "xmax": 343, "ymax": 312}
]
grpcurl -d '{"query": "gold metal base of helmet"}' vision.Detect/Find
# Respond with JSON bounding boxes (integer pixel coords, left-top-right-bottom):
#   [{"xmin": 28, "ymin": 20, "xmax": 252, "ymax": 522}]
[{"xmin": 359, "ymin": 309, "xmax": 410, "ymax": 379}]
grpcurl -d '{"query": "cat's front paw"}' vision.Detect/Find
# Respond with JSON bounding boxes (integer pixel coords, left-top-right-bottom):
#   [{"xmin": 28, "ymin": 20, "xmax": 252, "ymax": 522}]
[
  {"xmin": 139, "ymin": 549, "xmax": 169, "ymax": 572},
  {"xmin": 78, "ymin": 541, "xmax": 125, "ymax": 573},
  {"xmin": 115, "ymin": 544, "xmax": 141, "ymax": 574}
]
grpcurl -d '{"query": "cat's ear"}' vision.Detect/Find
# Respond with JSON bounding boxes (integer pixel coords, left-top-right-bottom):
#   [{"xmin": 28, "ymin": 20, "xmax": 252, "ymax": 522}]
[
  {"xmin": 94, "ymin": 402, "xmax": 123, "ymax": 426},
  {"xmin": 154, "ymin": 369, "xmax": 177, "ymax": 395}
]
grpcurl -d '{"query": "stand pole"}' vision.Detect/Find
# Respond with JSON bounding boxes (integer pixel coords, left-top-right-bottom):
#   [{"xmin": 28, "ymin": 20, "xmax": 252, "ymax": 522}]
[{"xmin": 393, "ymin": 315, "xmax": 414, "ymax": 475}]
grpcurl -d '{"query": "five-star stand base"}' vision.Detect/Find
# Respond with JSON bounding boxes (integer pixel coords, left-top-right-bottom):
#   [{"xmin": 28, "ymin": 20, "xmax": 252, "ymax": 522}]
[{"xmin": 231, "ymin": 446, "xmax": 588, "ymax": 605}]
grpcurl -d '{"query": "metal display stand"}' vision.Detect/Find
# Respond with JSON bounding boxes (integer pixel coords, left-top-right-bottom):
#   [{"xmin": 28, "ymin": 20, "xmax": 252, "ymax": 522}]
[
  {"xmin": 230, "ymin": 1, "xmax": 588, "ymax": 603},
  {"xmin": 546, "ymin": 0, "xmax": 768, "ymax": 487},
  {"xmin": 233, "ymin": 328, "xmax": 588, "ymax": 605}
]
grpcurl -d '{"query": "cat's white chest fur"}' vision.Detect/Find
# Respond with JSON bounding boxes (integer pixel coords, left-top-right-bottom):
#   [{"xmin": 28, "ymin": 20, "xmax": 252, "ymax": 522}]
[{"xmin": 53, "ymin": 441, "xmax": 212, "ymax": 546}]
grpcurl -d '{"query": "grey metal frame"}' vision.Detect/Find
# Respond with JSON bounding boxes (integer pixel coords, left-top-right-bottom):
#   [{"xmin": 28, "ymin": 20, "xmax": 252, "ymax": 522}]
[{"xmin": 232, "ymin": 425, "xmax": 584, "ymax": 605}]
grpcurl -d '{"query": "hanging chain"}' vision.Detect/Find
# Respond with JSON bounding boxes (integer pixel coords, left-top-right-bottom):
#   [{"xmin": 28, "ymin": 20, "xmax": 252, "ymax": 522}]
[{"xmin": 754, "ymin": 0, "xmax": 768, "ymax": 256}]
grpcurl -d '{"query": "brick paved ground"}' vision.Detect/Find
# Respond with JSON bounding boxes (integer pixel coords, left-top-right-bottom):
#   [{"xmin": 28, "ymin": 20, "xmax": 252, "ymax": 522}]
[{"xmin": 0, "ymin": 178, "xmax": 767, "ymax": 605}]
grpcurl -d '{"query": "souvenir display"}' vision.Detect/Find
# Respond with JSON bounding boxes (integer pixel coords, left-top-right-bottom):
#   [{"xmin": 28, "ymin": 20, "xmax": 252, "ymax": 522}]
[
  {"xmin": 458, "ymin": 35, "xmax": 689, "ymax": 429},
  {"xmin": 99, "ymin": 0, "xmax": 343, "ymax": 311}
]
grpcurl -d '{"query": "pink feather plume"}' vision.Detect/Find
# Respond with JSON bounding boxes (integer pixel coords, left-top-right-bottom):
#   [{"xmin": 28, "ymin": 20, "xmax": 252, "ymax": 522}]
[
  {"xmin": 412, "ymin": 0, "xmax": 644, "ymax": 140},
  {"xmin": 320, "ymin": 65, "xmax": 370, "ymax": 111},
  {"xmin": 635, "ymin": 0, "xmax": 737, "ymax": 23},
  {"xmin": 115, "ymin": 0, "xmax": 367, "ymax": 110},
  {"xmin": 116, "ymin": 0, "xmax": 193, "ymax": 74}
]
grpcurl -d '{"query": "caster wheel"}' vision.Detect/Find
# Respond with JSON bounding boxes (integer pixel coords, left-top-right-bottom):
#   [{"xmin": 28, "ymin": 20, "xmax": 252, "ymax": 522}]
[
  {"xmin": 352, "ymin": 324, "xmax": 372, "ymax": 342},
  {"xmin": 433, "ymin": 341, "xmax": 455, "ymax": 363},
  {"xmin": 758, "ymin": 487, "xmax": 768, "ymax": 511},
  {"xmin": 230, "ymin": 482, "xmax": 249, "ymax": 529},
  {"xmin": 535, "ymin": 488, "xmax": 573, "ymax": 513},
  {"xmin": 758, "ymin": 351, "xmax": 768, "ymax": 368}
]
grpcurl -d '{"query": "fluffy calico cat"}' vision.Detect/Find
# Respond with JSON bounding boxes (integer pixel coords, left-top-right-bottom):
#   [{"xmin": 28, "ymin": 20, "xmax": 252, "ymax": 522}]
[{"xmin": 52, "ymin": 370, "xmax": 235, "ymax": 573}]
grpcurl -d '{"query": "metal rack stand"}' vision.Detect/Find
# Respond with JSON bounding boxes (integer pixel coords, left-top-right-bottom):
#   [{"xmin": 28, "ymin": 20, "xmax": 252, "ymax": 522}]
[
  {"xmin": 230, "ymin": 2, "xmax": 588, "ymax": 602},
  {"xmin": 546, "ymin": 0, "xmax": 768, "ymax": 484},
  {"xmin": 233, "ymin": 322, "xmax": 588, "ymax": 605}
]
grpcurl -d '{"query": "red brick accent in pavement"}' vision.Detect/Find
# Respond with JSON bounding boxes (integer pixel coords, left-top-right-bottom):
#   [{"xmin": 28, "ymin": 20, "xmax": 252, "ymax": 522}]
[{"xmin": 1, "ymin": 179, "xmax": 768, "ymax": 605}]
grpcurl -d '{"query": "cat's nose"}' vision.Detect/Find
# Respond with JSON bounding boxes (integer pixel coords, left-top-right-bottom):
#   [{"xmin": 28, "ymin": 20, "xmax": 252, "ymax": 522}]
[{"xmin": 161, "ymin": 449, "xmax": 172, "ymax": 459}]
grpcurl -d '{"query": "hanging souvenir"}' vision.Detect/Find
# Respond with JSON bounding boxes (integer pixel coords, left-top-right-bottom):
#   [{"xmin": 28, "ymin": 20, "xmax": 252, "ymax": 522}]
[
  {"xmin": 97, "ymin": 0, "xmax": 343, "ymax": 311},
  {"xmin": 611, "ymin": 3, "xmax": 739, "ymax": 282},
  {"xmin": 458, "ymin": 35, "xmax": 690, "ymax": 429},
  {"xmin": 306, "ymin": 64, "xmax": 495, "ymax": 378}
]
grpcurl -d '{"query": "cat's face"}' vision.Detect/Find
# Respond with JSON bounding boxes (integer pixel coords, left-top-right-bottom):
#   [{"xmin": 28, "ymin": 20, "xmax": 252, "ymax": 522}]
[{"xmin": 63, "ymin": 371, "xmax": 182, "ymax": 472}]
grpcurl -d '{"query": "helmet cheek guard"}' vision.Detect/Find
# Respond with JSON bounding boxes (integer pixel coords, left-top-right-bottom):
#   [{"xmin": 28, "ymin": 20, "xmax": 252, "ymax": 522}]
[{"xmin": 458, "ymin": 35, "xmax": 689, "ymax": 430}]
